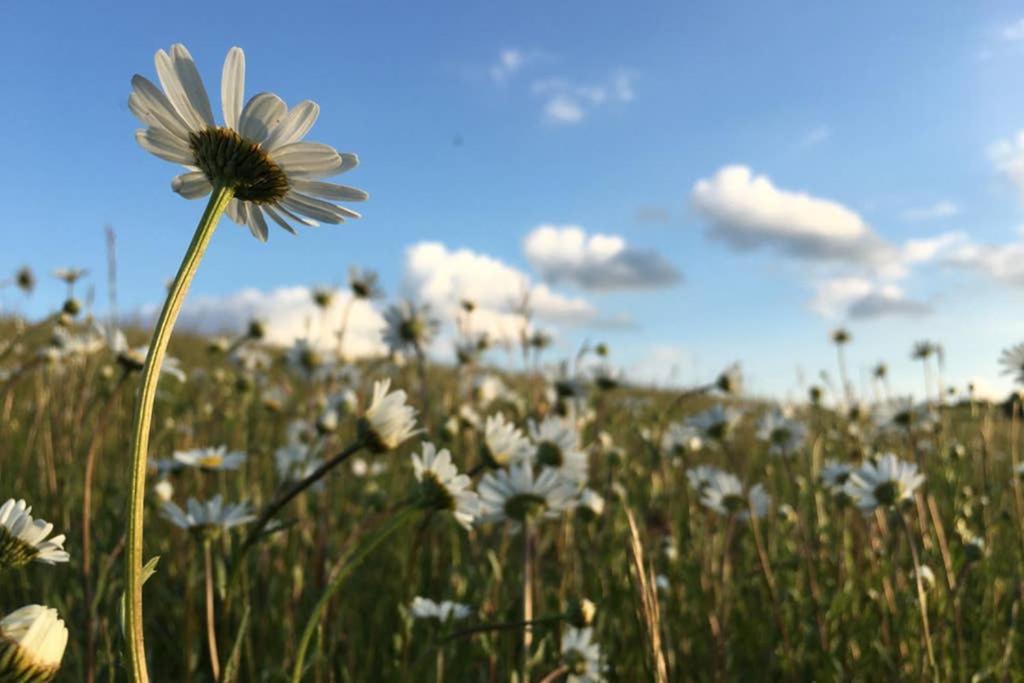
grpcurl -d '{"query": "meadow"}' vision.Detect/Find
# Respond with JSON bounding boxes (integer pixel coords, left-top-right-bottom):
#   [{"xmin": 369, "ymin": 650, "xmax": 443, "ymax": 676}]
[{"xmin": 1, "ymin": 281, "xmax": 1024, "ymax": 681}]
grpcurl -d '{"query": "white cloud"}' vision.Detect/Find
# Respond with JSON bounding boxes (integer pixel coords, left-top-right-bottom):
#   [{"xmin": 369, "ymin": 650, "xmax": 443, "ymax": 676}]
[
  {"xmin": 901, "ymin": 200, "xmax": 960, "ymax": 222},
  {"xmin": 490, "ymin": 48, "xmax": 528, "ymax": 83},
  {"xmin": 691, "ymin": 165, "xmax": 890, "ymax": 263},
  {"xmin": 989, "ymin": 131, "xmax": 1024, "ymax": 200},
  {"xmin": 523, "ymin": 224, "xmax": 680, "ymax": 290},
  {"xmin": 945, "ymin": 238, "xmax": 1024, "ymax": 286},
  {"xmin": 628, "ymin": 344, "xmax": 694, "ymax": 387},
  {"xmin": 532, "ymin": 70, "xmax": 635, "ymax": 125},
  {"xmin": 799, "ymin": 125, "xmax": 831, "ymax": 147},
  {"xmin": 403, "ymin": 242, "xmax": 596, "ymax": 346},
  {"xmin": 167, "ymin": 286, "xmax": 387, "ymax": 358},
  {"xmin": 809, "ymin": 277, "xmax": 931, "ymax": 320}
]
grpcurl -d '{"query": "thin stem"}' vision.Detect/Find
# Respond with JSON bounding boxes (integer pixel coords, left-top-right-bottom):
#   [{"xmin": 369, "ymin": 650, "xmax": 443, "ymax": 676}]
[
  {"xmin": 204, "ymin": 539, "xmax": 221, "ymax": 682},
  {"xmin": 901, "ymin": 512, "xmax": 938, "ymax": 680},
  {"xmin": 291, "ymin": 506, "xmax": 419, "ymax": 682},
  {"xmin": 124, "ymin": 185, "xmax": 234, "ymax": 683},
  {"xmin": 522, "ymin": 518, "xmax": 534, "ymax": 681}
]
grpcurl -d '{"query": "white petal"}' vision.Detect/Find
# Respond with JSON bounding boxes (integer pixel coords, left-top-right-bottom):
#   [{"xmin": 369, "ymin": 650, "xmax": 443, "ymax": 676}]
[
  {"xmin": 275, "ymin": 203, "xmax": 319, "ymax": 228},
  {"xmin": 289, "ymin": 178, "xmax": 368, "ymax": 202},
  {"xmin": 129, "ymin": 75, "xmax": 192, "ymax": 140},
  {"xmin": 225, "ymin": 198, "xmax": 245, "ymax": 225},
  {"xmin": 136, "ymin": 128, "xmax": 194, "ymax": 165},
  {"xmin": 171, "ymin": 44, "xmax": 215, "ymax": 127},
  {"xmin": 238, "ymin": 93, "xmax": 287, "ymax": 143},
  {"xmin": 263, "ymin": 205, "xmax": 298, "ymax": 234},
  {"xmin": 247, "ymin": 205, "xmax": 270, "ymax": 242},
  {"xmin": 171, "ymin": 171, "xmax": 212, "ymax": 199},
  {"xmin": 272, "ymin": 142, "xmax": 342, "ymax": 178},
  {"xmin": 337, "ymin": 153, "xmax": 359, "ymax": 175},
  {"xmin": 263, "ymin": 100, "xmax": 319, "ymax": 151},
  {"xmin": 281, "ymin": 192, "xmax": 348, "ymax": 224},
  {"xmin": 154, "ymin": 49, "xmax": 204, "ymax": 131},
  {"xmin": 221, "ymin": 47, "xmax": 245, "ymax": 130}
]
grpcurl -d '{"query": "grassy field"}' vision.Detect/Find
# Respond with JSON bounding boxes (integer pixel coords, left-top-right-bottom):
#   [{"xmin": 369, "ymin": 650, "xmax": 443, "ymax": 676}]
[{"xmin": 1, "ymin": 306, "xmax": 1023, "ymax": 682}]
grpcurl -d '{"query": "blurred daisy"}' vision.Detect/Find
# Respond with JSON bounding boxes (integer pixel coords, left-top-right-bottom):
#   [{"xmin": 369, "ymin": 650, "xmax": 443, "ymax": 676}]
[
  {"xmin": 686, "ymin": 405, "xmax": 742, "ymax": 441},
  {"xmin": 478, "ymin": 464, "xmax": 577, "ymax": 530},
  {"xmin": 560, "ymin": 627, "xmax": 605, "ymax": 683},
  {"xmin": 755, "ymin": 408, "xmax": 806, "ymax": 457},
  {"xmin": 662, "ymin": 422, "xmax": 703, "ymax": 455},
  {"xmin": 153, "ymin": 479, "xmax": 175, "ymax": 503},
  {"xmin": 107, "ymin": 328, "xmax": 186, "ymax": 382},
  {"xmin": 699, "ymin": 472, "xmax": 771, "ymax": 519},
  {"xmin": 359, "ymin": 379, "xmax": 419, "ymax": 452},
  {"xmin": 529, "ymin": 416, "xmax": 588, "ymax": 486},
  {"xmin": 412, "ymin": 443, "xmax": 480, "ymax": 529},
  {"xmin": 173, "ymin": 445, "xmax": 246, "ymax": 471},
  {"xmin": 410, "ymin": 597, "xmax": 472, "ymax": 621},
  {"xmin": 274, "ymin": 443, "xmax": 322, "ymax": 484},
  {"xmin": 161, "ymin": 495, "xmax": 254, "ymax": 537},
  {"xmin": 686, "ymin": 465, "xmax": 723, "ymax": 492},
  {"xmin": 1000, "ymin": 343, "xmax": 1024, "ymax": 384},
  {"xmin": 285, "ymin": 339, "xmax": 323, "ymax": 379},
  {"xmin": 130, "ymin": 44, "xmax": 367, "ymax": 241},
  {"xmin": 482, "ymin": 413, "xmax": 533, "ymax": 467},
  {"xmin": 382, "ymin": 300, "xmax": 439, "ymax": 354},
  {"xmin": 349, "ymin": 266, "xmax": 384, "ymax": 300},
  {"xmin": 0, "ymin": 499, "xmax": 70, "ymax": 568},
  {"xmin": 0, "ymin": 605, "xmax": 68, "ymax": 682},
  {"xmin": 578, "ymin": 488, "xmax": 605, "ymax": 516},
  {"xmin": 843, "ymin": 453, "xmax": 924, "ymax": 512},
  {"xmin": 820, "ymin": 460, "xmax": 853, "ymax": 493}
]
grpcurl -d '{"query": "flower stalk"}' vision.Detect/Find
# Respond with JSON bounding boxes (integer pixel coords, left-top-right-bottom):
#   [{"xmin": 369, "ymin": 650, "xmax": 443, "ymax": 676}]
[{"xmin": 124, "ymin": 184, "xmax": 234, "ymax": 683}]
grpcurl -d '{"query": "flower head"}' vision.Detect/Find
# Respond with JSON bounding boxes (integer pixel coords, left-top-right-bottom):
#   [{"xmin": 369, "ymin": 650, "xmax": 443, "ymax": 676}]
[
  {"xmin": 359, "ymin": 379, "xmax": 419, "ymax": 452},
  {"xmin": 410, "ymin": 597, "xmax": 472, "ymax": 622},
  {"xmin": 686, "ymin": 405, "xmax": 742, "ymax": 442},
  {"xmin": 0, "ymin": 605, "xmax": 68, "ymax": 683},
  {"xmin": 756, "ymin": 408, "xmax": 807, "ymax": 457},
  {"xmin": 529, "ymin": 416, "xmax": 588, "ymax": 486},
  {"xmin": 172, "ymin": 445, "xmax": 246, "ymax": 471},
  {"xmin": 382, "ymin": 301, "xmax": 439, "ymax": 354},
  {"xmin": 699, "ymin": 472, "xmax": 771, "ymax": 520},
  {"xmin": 478, "ymin": 464, "xmax": 577, "ymax": 530},
  {"xmin": 349, "ymin": 266, "xmax": 384, "ymax": 300},
  {"xmin": 843, "ymin": 453, "xmax": 924, "ymax": 512},
  {"xmin": 0, "ymin": 499, "xmax": 70, "ymax": 569},
  {"xmin": 560, "ymin": 627, "xmax": 605, "ymax": 683},
  {"xmin": 412, "ymin": 443, "xmax": 480, "ymax": 529},
  {"xmin": 482, "ymin": 413, "xmax": 533, "ymax": 467},
  {"xmin": 161, "ymin": 495, "xmax": 254, "ymax": 538},
  {"xmin": 130, "ymin": 44, "xmax": 367, "ymax": 241}
]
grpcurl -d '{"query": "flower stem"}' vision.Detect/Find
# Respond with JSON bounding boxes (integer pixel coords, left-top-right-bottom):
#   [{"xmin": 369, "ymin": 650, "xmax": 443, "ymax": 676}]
[
  {"xmin": 124, "ymin": 185, "xmax": 234, "ymax": 683},
  {"xmin": 204, "ymin": 539, "xmax": 221, "ymax": 682},
  {"xmin": 291, "ymin": 506, "xmax": 419, "ymax": 682}
]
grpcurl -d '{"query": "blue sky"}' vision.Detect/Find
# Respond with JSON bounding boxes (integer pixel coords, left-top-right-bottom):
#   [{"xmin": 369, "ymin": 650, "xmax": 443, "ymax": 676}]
[{"xmin": 4, "ymin": 1, "xmax": 1024, "ymax": 400}]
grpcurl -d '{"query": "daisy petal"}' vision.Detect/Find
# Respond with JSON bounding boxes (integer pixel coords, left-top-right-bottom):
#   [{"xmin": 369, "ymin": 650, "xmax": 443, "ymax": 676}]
[
  {"xmin": 263, "ymin": 100, "xmax": 320, "ymax": 151},
  {"xmin": 276, "ymin": 203, "xmax": 319, "ymax": 228},
  {"xmin": 290, "ymin": 178, "xmax": 368, "ymax": 202},
  {"xmin": 248, "ymin": 206, "xmax": 270, "ymax": 242},
  {"xmin": 136, "ymin": 128, "xmax": 194, "ymax": 165},
  {"xmin": 221, "ymin": 47, "xmax": 245, "ymax": 131},
  {"xmin": 238, "ymin": 92, "xmax": 287, "ymax": 143},
  {"xmin": 171, "ymin": 171, "xmax": 212, "ymax": 199},
  {"xmin": 281, "ymin": 192, "xmax": 349, "ymax": 224},
  {"xmin": 263, "ymin": 205, "xmax": 298, "ymax": 234},
  {"xmin": 129, "ymin": 75, "xmax": 192, "ymax": 140},
  {"xmin": 272, "ymin": 142, "xmax": 342, "ymax": 178},
  {"xmin": 170, "ymin": 44, "xmax": 215, "ymax": 127},
  {"xmin": 155, "ymin": 49, "xmax": 205, "ymax": 131},
  {"xmin": 225, "ymin": 198, "xmax": 245, "ymax": 225}
]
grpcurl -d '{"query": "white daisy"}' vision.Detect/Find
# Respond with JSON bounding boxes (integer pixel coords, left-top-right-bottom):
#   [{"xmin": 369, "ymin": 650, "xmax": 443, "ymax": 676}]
[
  {"xmin": 382, "ymin": 300, "xmax": 439, "ymax": 354},
  {"xmin": 560, "ymin": 627, "xmax": 605, "ymax": 683},
  {"xmin": 820, "ymin": 459, "xmax": 854, "ymax": 494},
  {"xmin": 349, "ymin": 266, "xmax": 384, "ymax": 300},
  {"xmin": 755, "ymin": 408, "xmax": 807, "ymax": 457},
  {"xmin": 662, "ymin": 422, "xmax": 703, "ymax": 455},
  {"xmin": 360, "ymin": 379, "xmax": 419, "ymax": 452},
  {"xmin": 482, "ymin": 413, "xmax": 533, "ymax": 467},
  {"xmin": 686, "ymin": 405, "xmax": 742, "ymax": 441},
  {"xmin": 699, "ymin": 472, "xmax": 771, "ymax": 520},
  {"xmin": 0, "ymin": 605, "xmax": 68, "ymax": 682},
  {"xmin": 843, "ymin": 453, "xmax": 925, "ymax": 512},
  {"xmin": 274, "ymin": 443, "xmax": 322, "ymax": 484},
  {"xmin": 172, "ymin": 445, "xmax": 246, "ymax": 471},
  {"xmin": 130, "ymin": 44, "xmax": 367, "ymax": 241},
  {"xmin": 685, "ymin": 465, "xmax": 723, "ymax": 492},
  {"xmin": 529, "ymin": 416, "xmax": 589, "ymax": 486},
  {"xmin": 412, "ymin": 443, "xmax": 481, "ymax": 529},
  {"xmin": 161, "ymin": 495, "xmax": 255, "ymax": 537},
  {"xmin": 478, "ymin": 464, "xmax": 577, "ymax": 530},
  {"xmin": 107, "ymin": 328, "xmax": 186, "ymax": 382},
  {"xmin": 410, "ymin": 597, "xmax": 472, "ymax": 621},
  {"xmin": 0, "ymin": 499, "xmax": 70, "ymax": 568}
]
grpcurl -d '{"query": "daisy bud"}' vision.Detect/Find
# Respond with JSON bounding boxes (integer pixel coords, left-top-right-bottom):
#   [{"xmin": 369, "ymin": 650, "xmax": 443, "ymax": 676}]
[
  {"xmin": 0, "ymin": 500, "xmax": 70, "ymax": 569},
  {"xmin": 566, "ymin": 598, "xmax": 597, "ymax": 628},
  {"xmin": 61, "ymin": 298, "xmax": 81, "ymax": 316},
  {"xmin": 0, "ymin": 605, "xmax": 68, "ymax": 683}
]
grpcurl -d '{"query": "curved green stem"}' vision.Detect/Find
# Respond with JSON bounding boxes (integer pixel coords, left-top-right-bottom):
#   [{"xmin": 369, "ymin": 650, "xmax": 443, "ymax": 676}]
[
  {"xmin": 124, "ymin": 185, "xmax": 234, "ymax": 682},
  {"xmin": 291, "ymin": 507, "xmax": 419, "ymax": 682}
]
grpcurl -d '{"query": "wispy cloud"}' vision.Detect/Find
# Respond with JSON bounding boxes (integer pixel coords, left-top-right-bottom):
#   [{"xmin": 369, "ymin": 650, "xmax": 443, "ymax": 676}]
[
  {"xmin": 1003, "ymin": 18, "xmax": 1024, "ymax": 42},
  {"xmin": 810, "ymin": 277, "xmax": 931, "ymax": 320},
  {"xmin": 799, "ymin": 125, "xmax": 831, "ymax": 147},
  {"xmin": 531, "ymin": 70, "xmax": 635, "ymax": 125},
  {"xmin": 901, "ymin": 200, "xmax": 960, "ymax": 222},
  {"xmin": 489, "ymin": 48, "xmax": 542, "ymax": 84}
]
